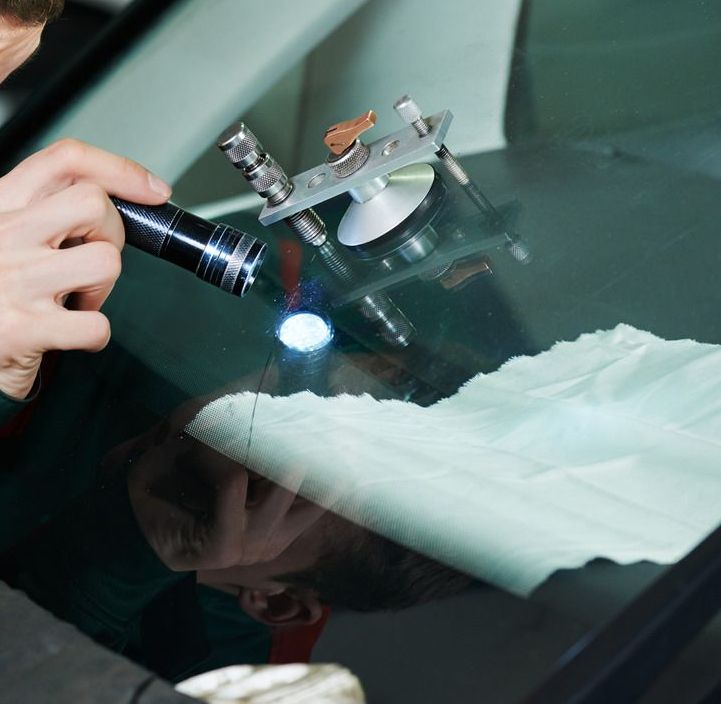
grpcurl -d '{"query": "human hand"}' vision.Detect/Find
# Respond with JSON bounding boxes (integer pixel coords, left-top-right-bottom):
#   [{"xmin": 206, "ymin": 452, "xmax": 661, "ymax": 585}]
[
  {"xmin": 0, "ymin": 139, "xmax": 171, "ymax": 399},
  {"xmin": 126, "ymin": 429, "xmax": 328, "ymax": 572}
]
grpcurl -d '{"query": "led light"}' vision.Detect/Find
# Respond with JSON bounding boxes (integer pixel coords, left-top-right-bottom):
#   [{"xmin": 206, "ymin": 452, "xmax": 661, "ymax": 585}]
[{"xmin": 277, "ymin": 312, "xmax": 333, "ymax": 353}]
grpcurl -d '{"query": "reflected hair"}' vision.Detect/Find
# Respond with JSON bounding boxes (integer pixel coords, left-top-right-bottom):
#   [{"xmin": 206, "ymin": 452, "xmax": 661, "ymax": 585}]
[
  {"xmin": 0, "ymin": 0, "xmax": 64, "ymax": 24},
  {"xmin": 282, "ymin": 525, "xmax": 476, "ymax": 612}
]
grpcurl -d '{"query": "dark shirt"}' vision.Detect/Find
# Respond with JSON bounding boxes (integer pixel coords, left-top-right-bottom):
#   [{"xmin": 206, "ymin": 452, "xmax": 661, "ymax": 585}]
[
  {"xmin": 2, "ymin": 473, "xmax": 271, "ymax": 681},
  {"xmin": 0, "ymin": 349, "xmax": 274, "ymax": 679}
]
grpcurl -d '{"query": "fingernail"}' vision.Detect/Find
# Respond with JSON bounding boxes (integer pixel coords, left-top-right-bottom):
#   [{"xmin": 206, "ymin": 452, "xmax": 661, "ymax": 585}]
[{"xmin": 148, "ymin": 173, "xmax": 172, "ymax": 199}]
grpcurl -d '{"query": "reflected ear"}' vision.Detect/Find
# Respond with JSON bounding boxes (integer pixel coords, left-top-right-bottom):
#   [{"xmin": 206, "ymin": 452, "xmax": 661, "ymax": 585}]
[{"xmin": 238, "ymin": 587, "xmax": 323, "ymax": 627}]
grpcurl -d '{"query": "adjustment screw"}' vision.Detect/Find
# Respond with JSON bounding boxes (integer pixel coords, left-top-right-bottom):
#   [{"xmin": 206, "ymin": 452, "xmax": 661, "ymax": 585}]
[
  {"xmin": 217, "ymin": 122, "xmax": 264, "ymax": 169},
  {"xmin": 393, "ymin": 95, "xmax": 431, "ymax": 136}
]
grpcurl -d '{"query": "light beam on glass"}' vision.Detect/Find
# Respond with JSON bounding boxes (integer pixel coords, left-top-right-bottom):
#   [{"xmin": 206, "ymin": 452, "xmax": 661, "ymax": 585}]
[{"xmin": 277, "ymin": 312, "xmax": 333, "ymax": 353}]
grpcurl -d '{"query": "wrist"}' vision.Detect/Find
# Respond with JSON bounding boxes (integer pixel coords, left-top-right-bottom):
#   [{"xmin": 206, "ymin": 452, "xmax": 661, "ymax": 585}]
[
  {"xmin": 0, "ymin": 360, "xmax": 41, "ymax": 400},
  {"xmin": 0, "ymin": 368, "xmax": 41, "ymax": 403},
  {"xmin": 0, "ymin": 377, "xmax": 35, "ymax": 401}
]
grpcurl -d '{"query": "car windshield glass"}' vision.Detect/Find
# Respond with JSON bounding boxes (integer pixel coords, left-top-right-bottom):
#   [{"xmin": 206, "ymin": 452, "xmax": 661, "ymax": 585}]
[{"xmin": 2, "ymin": 1, "xmax": 720, "ymax": 701}]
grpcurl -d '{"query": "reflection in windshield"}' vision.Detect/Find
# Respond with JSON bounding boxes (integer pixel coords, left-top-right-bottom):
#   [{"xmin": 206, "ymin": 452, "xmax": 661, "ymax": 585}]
[
  {"xmin": 188, "ymin": 324, "xmax": 721, "ymax": 596},
  {"xmin": 3, "ymin": 0, "xmax": 721, "ymax": 699},
  {"xmin": 1, "ymin": 398, "xmax": 472, "ymax": 682}
]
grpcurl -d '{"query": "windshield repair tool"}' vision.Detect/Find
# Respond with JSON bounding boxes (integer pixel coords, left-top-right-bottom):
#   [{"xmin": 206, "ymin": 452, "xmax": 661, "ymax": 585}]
[
  {"xmin": 112, "ymin": 198, "xmax": 267, "ymax": 298},
  {"xmin": 250, "ymin": 97, "xmax": 530, "ymax": 271},
  {"xmin": 393, "ymin": 94, "xmax": 532, "ymax": 265},
  {"xmin": 217, "ymin": 123, "xmax": 415, "ymax": 347}
]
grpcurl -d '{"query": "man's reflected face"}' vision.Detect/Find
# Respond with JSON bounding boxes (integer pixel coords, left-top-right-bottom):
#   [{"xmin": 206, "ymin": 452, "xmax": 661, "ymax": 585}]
[
  {"xmin": 126, "ymin": 426, "xmax": 332, "ymax": 580},
  {"xmin": 122, "ymin": 424, "xmax": 334, "ymax": 626},
  {"xmin": 0, "ymin": 18, "xmax": 43, "ymax": 84}
]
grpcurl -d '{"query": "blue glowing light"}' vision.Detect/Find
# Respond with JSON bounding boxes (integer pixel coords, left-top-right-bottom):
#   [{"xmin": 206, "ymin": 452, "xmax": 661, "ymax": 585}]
[{"xmin": 277, "ymin": 312, "xmax": 333, "ymax": 353}]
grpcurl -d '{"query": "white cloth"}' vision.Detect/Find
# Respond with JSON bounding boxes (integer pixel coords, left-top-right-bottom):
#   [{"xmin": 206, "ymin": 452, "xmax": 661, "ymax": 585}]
[{"xmin": 186, "ymin": 325, "xmax": 721, "ymax": 595}]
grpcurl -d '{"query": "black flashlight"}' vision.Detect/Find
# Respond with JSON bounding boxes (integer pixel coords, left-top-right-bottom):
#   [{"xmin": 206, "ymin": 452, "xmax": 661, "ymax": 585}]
[{"xmin": 111, "ymin": 198, "xmax": 267, "ymax": 297}]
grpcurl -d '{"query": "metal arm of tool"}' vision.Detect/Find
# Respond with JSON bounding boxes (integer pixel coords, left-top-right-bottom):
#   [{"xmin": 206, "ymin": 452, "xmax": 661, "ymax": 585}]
[{"xmin": 394, "ymin": 94, "xmax": 532, "ymax": 265}]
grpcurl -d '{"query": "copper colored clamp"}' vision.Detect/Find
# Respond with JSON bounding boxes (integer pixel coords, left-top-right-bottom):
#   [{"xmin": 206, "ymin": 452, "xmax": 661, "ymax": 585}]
[{"xmin": 324, "ymin": 110, "xmax": 377, "ymax": 155}]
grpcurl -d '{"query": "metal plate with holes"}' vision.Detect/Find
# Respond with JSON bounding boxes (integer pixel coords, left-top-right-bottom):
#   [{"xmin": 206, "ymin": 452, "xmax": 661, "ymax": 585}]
[{"xmin": 258, "ymin": 110, "xmax": 454, "ymax": 225}]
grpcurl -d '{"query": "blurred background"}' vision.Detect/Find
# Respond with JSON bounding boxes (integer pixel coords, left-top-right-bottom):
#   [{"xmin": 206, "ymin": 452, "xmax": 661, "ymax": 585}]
[{"xmin": 0, "ymin": 0, "xmax": 131, "ymax": 123}]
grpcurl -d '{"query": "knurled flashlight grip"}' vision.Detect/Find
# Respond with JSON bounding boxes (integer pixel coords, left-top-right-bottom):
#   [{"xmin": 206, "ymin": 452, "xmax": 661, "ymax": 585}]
[{"xmin": 111, "ymin": 198, "xmax": 267, "ymax": 298}]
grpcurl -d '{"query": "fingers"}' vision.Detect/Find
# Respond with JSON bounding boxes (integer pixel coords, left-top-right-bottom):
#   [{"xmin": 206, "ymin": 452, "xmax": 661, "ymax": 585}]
[
  {"xmin": 237, "ymin": 473, "xmax": 328, "ymax": 565},
  {"xmin": 252, "ymin": 479, "xmax": 302, "ymax": 528},
  {"xmin": 279, "ymin": 498, "xmax": 330, "ymax": 545},
  {"xmin": 259, "ymin": 472, "xmax": 344, "ymax": 549},
  {"xmin": 0, "ymin": 138, "xmax": 171, "ymax": 212},
  {"xmin": 37, "ymin": 309, "xmax": 112, "ymax": 352},
  {"xmin": 0, "ymin": 184, "xmax": 125, "ymax": 310},
  {"xmin": 210, "ymin": 467, "xmax": 253, "ymax": 566},
  {"xmin": 0, "ymin": 139, "xmax": 166, "ymax": 398},
  {"xmin": 0, "ymin": 182, "xmax": 126, "ymax": 250},
  {"xmin": 126, "ymin": 432, "xmax": 331, "ymax": 572},
  {"xmin": 196, "ymin": 453, "xmax": 311, "ymax": 568},
  {"xmin": 35, "ymin": 241, "xmax": 122, "ymax": 311}
]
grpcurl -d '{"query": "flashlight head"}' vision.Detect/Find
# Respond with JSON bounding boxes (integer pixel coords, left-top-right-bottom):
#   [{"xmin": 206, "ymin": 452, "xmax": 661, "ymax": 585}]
[{"xmin": 214, "ymin": 226, "xmax": 267, "ymax": 297}]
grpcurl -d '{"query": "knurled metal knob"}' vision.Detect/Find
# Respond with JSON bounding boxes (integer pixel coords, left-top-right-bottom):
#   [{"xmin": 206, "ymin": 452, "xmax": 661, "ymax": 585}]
[
  {"xmin": 393, "ymin": 95, "xmax": 422, "ymax": 123},
  {"xmin": 217, "ymin": 122, "xmax": 293, "ymax": 205},
  {"xmin": 243, "ymin": 154, "xmax": 292, "ymax": 202},
  {"xmin": 393, "ymin": 95, "xmax": 431, "ymax": 137},
  {"xmin": 327, "ymin": 140, "xmax": 371, "ymax": 178},
  {"xmin": 217, "ymin": 121, "xmax": 264, "ymax": 170}
]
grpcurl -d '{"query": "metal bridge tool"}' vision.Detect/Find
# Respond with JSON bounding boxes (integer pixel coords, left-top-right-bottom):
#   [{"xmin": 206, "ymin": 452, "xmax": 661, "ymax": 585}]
[
  {"xmin": 217, "ymin": 122, "xmax": 415, "ymax": 348},
  {"xmin": 246, "ymin": 106, "xmax": 456, "ymax": 261}
]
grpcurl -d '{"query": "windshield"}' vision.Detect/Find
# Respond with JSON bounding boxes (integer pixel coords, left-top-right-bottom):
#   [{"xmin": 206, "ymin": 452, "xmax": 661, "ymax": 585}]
[{"xmin": 2, "ymin": 1, "xmax": 720, "ymax": 701}]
